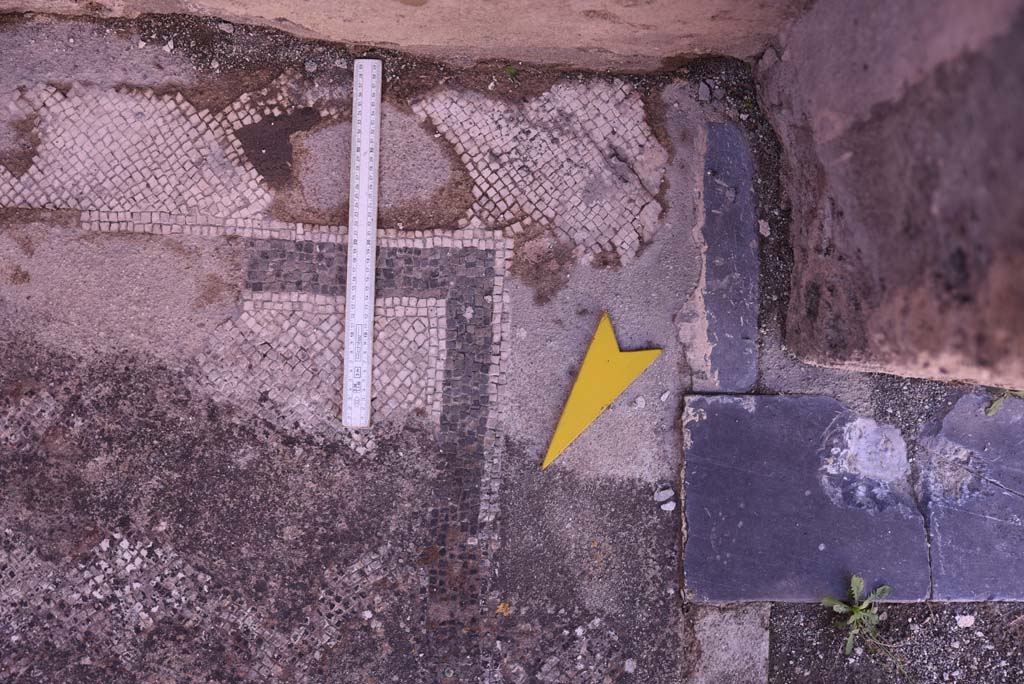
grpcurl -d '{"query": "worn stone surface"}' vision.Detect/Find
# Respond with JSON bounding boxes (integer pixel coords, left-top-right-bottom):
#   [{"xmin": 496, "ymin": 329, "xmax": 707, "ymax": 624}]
[
  {"xmin": 760, "ymin": 0, "xmax": 1024, "ymax": 388},
  {"xmin": 920, "ymin": 393, "xmax": 1024, "ymax": 600},
  {"xmin": 678, "ymin": 122, "xmax": 758, "ymax": 393},
  {"xmin": 683, "ymin": 395, "xmax": 930, "ymax": 602}
]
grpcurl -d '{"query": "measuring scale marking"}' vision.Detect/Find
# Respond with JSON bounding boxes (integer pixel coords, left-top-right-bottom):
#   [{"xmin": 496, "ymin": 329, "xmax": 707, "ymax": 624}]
[{"xmin": 342, "ymin": 59, "xmax": 382, "ymax": 428}]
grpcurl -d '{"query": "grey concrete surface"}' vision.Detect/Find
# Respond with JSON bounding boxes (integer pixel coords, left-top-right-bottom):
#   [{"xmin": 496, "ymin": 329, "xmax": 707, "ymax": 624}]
[{"xmin": 690, "ymin": 603, "xmax": 770, "ymax": 684}]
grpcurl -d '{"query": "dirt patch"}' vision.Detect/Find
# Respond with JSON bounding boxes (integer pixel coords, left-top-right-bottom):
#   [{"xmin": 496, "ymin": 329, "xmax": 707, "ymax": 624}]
[
  {"xmin": 235, "ymin": 107, "xmax": 322, "ymax": 188},
  {"xmin": 193, "ymin": 271, "xmax": 237, "ymax": 309},
  {"xmin": 770, "ymin": 602, "xmax": 1024, "ymax": 683},
  {"xmin": 0, "ymin": 111, "xmax": 40, "ymax": 178},
  {"xmin": 5, "ymin": 263, "xmax": 29, "ymax": 284},
  {"xmin": 118, "ymin": 66, "xmax": 281, "ymax": 114},
  {"xmin": 509, "ymin": 224, "xmax": 575, "ymax": 304}
]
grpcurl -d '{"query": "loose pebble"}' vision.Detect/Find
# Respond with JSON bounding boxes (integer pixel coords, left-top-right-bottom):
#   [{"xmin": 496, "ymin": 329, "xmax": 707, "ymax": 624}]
[{"xmin": 654, "ymin": 487, "xmax": 674, "ymax": 503}]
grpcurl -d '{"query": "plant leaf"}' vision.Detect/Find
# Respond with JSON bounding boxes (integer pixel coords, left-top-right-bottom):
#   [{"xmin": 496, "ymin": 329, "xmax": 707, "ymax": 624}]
[
  {"xmin": 867, "ymin": 585, "xmax": 892, "ymax": 603},
  {"xmin": 986, "ymin": 394, "xmax": 1007, "ymax": 416},
  {"xmin": 822, "ymin": 597, "xmax": 851, "ymax": 613},
  {"xmin": 845, "ymin": 630, "xmax": 857, "ymax": 655},
  {"xmin": 850, "ymin": 575, "xmax": 865, "ymax": 602}
]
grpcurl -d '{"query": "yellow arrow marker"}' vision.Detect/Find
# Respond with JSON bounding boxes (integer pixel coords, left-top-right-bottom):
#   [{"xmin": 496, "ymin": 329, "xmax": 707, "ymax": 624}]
[{"xmin": 541, "ymin": 313, "xmax": 661, "ymax": 470}]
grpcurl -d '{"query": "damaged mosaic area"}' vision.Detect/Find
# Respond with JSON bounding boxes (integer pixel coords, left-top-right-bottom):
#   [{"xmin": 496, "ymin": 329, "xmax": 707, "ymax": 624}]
[
  {"xmin": 414, "ymin": 79, "xmax": 668, "ymax": 260},
  {"xmin": 0, "ymin": 19, "xmax": 681, "ymax": 682}
]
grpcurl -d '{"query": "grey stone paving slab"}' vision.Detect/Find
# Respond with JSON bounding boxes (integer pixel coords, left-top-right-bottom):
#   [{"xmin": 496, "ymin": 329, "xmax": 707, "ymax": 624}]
[
  {"xmin": 681, "ymin": 122, "xmax": 759, "ymax": 393},
  {"xmin": 921, "ymin": 393, "xmax": 1024, "ymax": 600},
  {"xmin": 683, "ymin": 395, "xmax": 930, "ymax": 602}
]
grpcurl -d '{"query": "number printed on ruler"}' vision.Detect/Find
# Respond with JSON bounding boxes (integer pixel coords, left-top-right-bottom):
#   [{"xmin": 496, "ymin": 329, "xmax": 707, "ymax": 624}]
[{"xmin": 342, "ymin": 59, "xmax": 383, "ymax": 428}]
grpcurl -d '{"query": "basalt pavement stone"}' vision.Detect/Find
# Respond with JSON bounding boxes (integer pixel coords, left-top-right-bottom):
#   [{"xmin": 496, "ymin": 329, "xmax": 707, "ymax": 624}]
[
  {"xmin": 684, "ymin": 122, "xmax": 759, "ymax": 393},
  {"xmin": 920, "ymin": 393, "xmax": 1024, "ymax": 601},
  {"xmin": 683, "ymin": 394, "xmax": 930, "ymax": 603}
]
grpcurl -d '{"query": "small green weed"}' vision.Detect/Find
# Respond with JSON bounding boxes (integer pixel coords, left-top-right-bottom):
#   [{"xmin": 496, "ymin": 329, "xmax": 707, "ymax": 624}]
[
  {"xmin": 823, "ymin": 575, "xmax": 890, "ymax": 655},
  {"xmin": 503, "ymin": 65, "xmax": 520, "ymax": 82},
  {"xmin": 985, "ymin": 389, "xmax": 1024, "ymax": 416},
  {"xmin": 823, "ymin": 575, "xmax": 907, "ymax": 679}
]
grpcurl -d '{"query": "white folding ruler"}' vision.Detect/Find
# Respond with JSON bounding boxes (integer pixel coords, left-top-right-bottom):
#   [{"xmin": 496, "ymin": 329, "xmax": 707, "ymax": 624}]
[{"xmin": 342, "ymin": 59, "xmax": 383, "ymax": 428}]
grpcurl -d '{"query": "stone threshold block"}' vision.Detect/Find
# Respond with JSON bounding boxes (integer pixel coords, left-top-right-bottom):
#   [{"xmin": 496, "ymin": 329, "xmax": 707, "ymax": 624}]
[
  {"xmin": 683, "ymin": 394, "xmax": 930, "ymax": 602},
  {"xmin": 679, "ymin": 122, "xmax": 759, "ymax": 394},
  {"xmin": 921, "ymin": 393, "xmax": 1024, "ymax": 601}
]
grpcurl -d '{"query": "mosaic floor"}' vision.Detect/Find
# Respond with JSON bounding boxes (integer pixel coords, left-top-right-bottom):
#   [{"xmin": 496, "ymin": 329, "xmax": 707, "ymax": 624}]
[
  {"xmin": 0, "ymin": 15, "xmax": 682, "ymax": 684},
  {"xmin": 7, "ymin": 13, "xmax": 1018, "ymax": 684}
]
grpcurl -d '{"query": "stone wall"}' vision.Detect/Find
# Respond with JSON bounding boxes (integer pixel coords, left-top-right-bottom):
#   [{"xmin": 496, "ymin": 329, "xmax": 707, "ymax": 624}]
[
  {"xmin": 759, "ymin": 0, "xmax": 1024, "ymax": 388},
  {"xmin": 0, "ymin": 0, "xmax": 809, "ymax": 68}
]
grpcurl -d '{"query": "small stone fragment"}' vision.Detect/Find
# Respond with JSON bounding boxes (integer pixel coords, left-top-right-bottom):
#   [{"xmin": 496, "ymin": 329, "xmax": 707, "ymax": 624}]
[
  {"xmin": 660, "ymin": 500, "xmax": 677, "ymax": 512},
  {"xmin": 163, "ymin": 40, "xmax": 173, "ymax": 53},
  {"xmin": 218, "ymin": 22, "xmax": 234, "ymax": 33},
  {"xmin": 624, "ymin": 658, "xmax": 637, "ymax": 674},
  {"xmin": 659, "ymin": 390, "xmax": 670, "ymax": 402},
  {"xmin": 654, "ymin": 487, "xmax": 674, "ymax": 503},
  {"xmin": 698, "ymin": 81, "xmax": 711, "ymax": 102},
  {"xmin": 304, "ymin": 59, "xmax": 318, "ymax": 74},
  {"xmin": 633, "ymin": 396, "xmax": 646, "ymax": 409},
  {"xmin": 956, "ymin": 614, "xmax": 976, "ymax": 629}
]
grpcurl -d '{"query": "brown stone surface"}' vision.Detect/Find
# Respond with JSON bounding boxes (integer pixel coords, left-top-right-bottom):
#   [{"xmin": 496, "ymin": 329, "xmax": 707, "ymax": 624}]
[
  {"xmin": 760, "ymin": 0, "xmax": 1024, "ymax": 388},
  {"xmin": 1, "ymin": 0, "xmax": 810, "ymax": 68}
]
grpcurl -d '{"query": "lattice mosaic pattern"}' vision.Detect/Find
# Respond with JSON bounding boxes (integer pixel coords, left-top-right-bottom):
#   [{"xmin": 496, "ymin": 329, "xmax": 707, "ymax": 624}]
[
  {"xmin": 413, "ymin": 79, "xmax": 668, "ymax": 259},
  {"xmin": 0, "ymin": 84, "xmax": 270, "ymax": 215},
  {"xmin": 199, "ymin": 292, "xmax": 447, "ymax": 432},
  {"xmin": 0, "ymin": 72, "xmax": 345, "ymax": 218}
]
